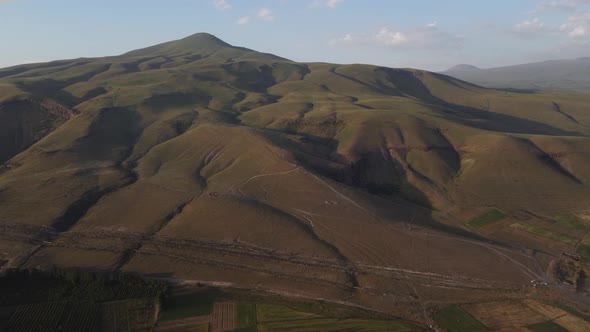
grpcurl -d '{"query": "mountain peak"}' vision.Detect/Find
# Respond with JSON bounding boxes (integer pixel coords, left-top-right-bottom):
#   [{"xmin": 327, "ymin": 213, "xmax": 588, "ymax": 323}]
[
  {"xmin": 177, "ymin": 32, "xmax": 231, "ymax": 48},
  {"xmin": 447, "ymin": 64, "xmax": 480, "ymax": 71},
  {"xmin": 123, "ymin": 32, "xmax": 233, "ymax": 57}
]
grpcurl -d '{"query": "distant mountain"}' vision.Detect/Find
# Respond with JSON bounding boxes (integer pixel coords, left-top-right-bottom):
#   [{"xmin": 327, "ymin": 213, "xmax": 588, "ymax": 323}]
[
  {"xmin": 446, "ymin": 64, "xmax": 480, "ymax": 71},
  {"xmin": 442, "ymin": 58, "xmax": 590, "ymax": 90},
  {"xmin": 1, "ymin": 33, "xmax": 590, "ymax": 327}
]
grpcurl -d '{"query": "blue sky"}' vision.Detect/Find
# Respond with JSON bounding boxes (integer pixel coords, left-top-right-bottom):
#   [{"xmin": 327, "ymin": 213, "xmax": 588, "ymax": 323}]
[{"xmin": 1, "ymin": 0, "xmax": 589, "ymax": 70}]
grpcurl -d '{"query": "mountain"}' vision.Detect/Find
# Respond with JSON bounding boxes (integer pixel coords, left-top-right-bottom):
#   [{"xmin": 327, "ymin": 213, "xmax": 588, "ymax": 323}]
[
  {"xmin": 442, "ymin": 58, "xmax": 590, "ymax": 90},
  {"xmin": 446, "ymin": 64, "xmax": 480, "ymax": 71},
  {"xmin": 1, "ymin": 33, "xmax": 589, "ymax": 327}
]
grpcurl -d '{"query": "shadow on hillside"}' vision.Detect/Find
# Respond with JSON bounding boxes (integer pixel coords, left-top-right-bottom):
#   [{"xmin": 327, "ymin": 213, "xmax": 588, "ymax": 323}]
[
  {"xmin": 380, "ymin": 68, "xmax": 585, "ymax": 137},
  {"xmin": 254, "ymin": 127, "xmax": 490, "ymax": 243}
]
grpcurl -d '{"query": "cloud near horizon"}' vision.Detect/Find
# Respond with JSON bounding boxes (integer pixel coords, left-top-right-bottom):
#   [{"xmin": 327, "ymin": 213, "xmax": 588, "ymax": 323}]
[
  {"xmin": 511, "ymin": 18, "xmax": 548, "ymax": 37},
  {"xmin": 510, "ymin": 6, "xmax": 589, "ymax": 42},
  {"xmin": 212, "ymin": 0, "xmax": 231, "ymax": 11},
  {"xmin": 309, "ymin": 0, "xmax": 343, "ymax": 9},
  {"xmin": 330, "ymin": 24, "xmax": 462, "ymax": 51},
  {"xmin": 560, "ymin": 11, "xmax": 590, "ymax": 38},
  {"xmin": 257, "ymin": 8, "xmax": 275, "ymax": 21}
]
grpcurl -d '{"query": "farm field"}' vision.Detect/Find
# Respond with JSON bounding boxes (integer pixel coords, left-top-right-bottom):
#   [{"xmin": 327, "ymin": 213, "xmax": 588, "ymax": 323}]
[
  {"xmin": 433, "ymin": 305, "xmax": 487, "ymax": 332},
  {"xmin": 466, "ymin": 209, "xmax": 508, "ymax": 229},
  {"xmin": 510, "ymin": 222, "xmax": 579, "ymax": 246},
  {"xmin": 576, "ymin": 237, "xmax": 590, "ymax": 260},
  {"xmin": 461, "ymin": 300, "xmax": 549, "ymax": 330},
  {"xmin": 2, "ymin": 299, "xmax": 156, "ymax": 332},
  {"xmin": 527, "ymin": 320, "xmax": 569, "ymax": 332},
  {"xmin": 210, "ymin": 302, "xmax": 236, "ymax": 332},
  {"xmin": 0, "ymin": 270, "xmax": 164, "ymax": 332},
  {"xmin": 551, "ymin": 213, "xmax": 590, "ymax": 233},
  {"xmin": 255, "ymin": 303, "xmax": 414, "ymax": 332},
  {"xmin": 159, "ymin": 288, "xmax": 218, "ymax": 322},
  {"xmin": 434, "ymin": 300, "xmax": 590, "ymax": 332},
  {"xmin": 153, "ymin": 287, "xmax": 418, "ymax": 332}
]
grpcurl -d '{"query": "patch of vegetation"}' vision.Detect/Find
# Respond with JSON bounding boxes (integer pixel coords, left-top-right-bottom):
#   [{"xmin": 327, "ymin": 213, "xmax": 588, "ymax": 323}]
[
  {"xmin": 225, "ymin": 288, "xmax": 398, "ymax": 321},
  {"xmin": 467, "ymin": 209, "xmax": 508, "ymax": 229},
  {"xmin": 0, "ymin": 270, "xmax": 162, "ymax": 332},
  {"xmin": 0, "ymin": 268, "xmax": 167, "ymax": 306},
  {"xmin": 552, "ymin": 212, "xmax": 590, "ymax": 232},
  {"xmin": 552, "ymin": 258, "xmax": 585, "ymax": 289},
  {"xmin": 434, "ymin": 305, "xmax": 488, "ymax": 332},
  {"xmin": 550, "ymin": 302, "xmax": 590, "ymax": 322},
  {"xmin": 159, "ymin": 289, "xmax": 220, "ymax": 321},
  {"xmin": 255, "ymin": 304, "xmax": 413, "ymax": 331},
  {"xmin": 527, "ymin": 320, "xmax": 569, "ymax": 332},
  {"xmin": 0, "ymin": 306, "xmax": 17, "ymax": 331},
  {"xmin": 510, "ymin": 222, "xmax": 578, "ymax": 245},
  {"xmin": 237, "ymin": 303, "xmax": 257, "ymax": 329},
  {"xmin": 231, "ymin": 327, "xmax": 258, "ymax": 332},
  {"xmin": 577, "ymin": 237, "xmax": 590, "ymax": 262},
  {"xmin": 5, "ymin": 301, "xmax": 103, "ymax": 332}
]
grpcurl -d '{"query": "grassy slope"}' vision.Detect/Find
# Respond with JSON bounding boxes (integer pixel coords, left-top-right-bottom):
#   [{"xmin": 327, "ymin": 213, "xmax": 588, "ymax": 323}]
[{"xmin": 0, "ymin": 32, "xmax": 589, "ymax": 326}]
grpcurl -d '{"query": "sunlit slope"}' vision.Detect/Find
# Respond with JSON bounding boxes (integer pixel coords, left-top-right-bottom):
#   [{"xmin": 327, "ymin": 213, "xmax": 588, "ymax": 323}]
[
  {"xmin": 0, "ymin": 31, "xmax": 588, "ymax": 231},
  {"xmin": 0, "ymin": 33, "xmax": 589, "ymax": 321}
]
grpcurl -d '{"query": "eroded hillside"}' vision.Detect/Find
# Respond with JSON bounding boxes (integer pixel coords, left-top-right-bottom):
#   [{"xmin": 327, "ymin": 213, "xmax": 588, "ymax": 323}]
[{"xmin": 1, "ymin": 33, "xmax": 589, "ymax": 326}]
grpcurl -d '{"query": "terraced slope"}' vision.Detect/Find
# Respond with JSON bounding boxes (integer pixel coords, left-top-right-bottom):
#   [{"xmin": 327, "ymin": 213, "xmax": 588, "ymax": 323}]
[{"xmin": 1, "ymin": 33, "xmax": 589, "ymax": 327}]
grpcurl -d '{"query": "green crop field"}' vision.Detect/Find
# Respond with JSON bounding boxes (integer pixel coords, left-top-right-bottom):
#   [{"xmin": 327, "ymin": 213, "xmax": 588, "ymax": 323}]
[
  {"xmin": 551, "ymin": 212, "xmax": 590, "ymax": 233},
  {"xmin": 510, "ymin": 222, "xmax": 578, "ymax": 245},
  {"xmin": 527, "ymin": 320, "xmax": 569, "ymax": 332},
  {"xmin": 577, "ymin": 237, "xmax": 590, "ymax": 259},
  {"xmin": 466, "ymin": 209, "xmax": 508, "ymax": 229},
  {"xmin": 434, "ymin": 305, "xmax": 488, "ymax": 332},
  {"xmin": 552, "ymin": 302, "xmax": 590, "ymax": 322},
  {"xmin": 255, "ymin": 304, "xmax": 415, "ymax": 332},
  {"xmin": 237, "ymin": 303, "xmax": 258, "ymax": 329},
  {"xmin": 159, "ymin": 290, "xmax": 218, "ymax": 321}
]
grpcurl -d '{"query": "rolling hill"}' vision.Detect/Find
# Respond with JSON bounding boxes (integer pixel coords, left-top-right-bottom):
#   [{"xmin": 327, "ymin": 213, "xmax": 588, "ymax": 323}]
[
  {"xmin": 442, "ymin": 58, "xmax": 590, "ymax": 90},
  {"xmin": 1, "ymin": 33, "xmax": 589, "ymax": 327}
]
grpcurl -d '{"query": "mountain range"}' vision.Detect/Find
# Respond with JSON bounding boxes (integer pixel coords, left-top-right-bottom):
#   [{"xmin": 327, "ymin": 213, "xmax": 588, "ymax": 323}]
[
  {"xmin": 442, "ymin": 58, "xmax": 590, "ymax": 90},
  {"xmin": 1, "ymin": 33, "xmax": 589, "ymax": 327}
]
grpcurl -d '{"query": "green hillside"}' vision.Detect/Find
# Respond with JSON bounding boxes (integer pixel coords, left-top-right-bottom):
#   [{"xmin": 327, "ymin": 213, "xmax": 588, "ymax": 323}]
[{"xmin": 1, "ymin": 32, "xmax": 589, "ymax": 329}]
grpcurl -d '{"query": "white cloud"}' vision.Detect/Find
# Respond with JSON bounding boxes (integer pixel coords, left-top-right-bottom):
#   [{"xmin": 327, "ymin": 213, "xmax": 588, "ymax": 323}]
[
  {"xmin": 257, "ymin": 8, "xmax": 275, "ymax": 21},
  {"xmin": 511, "ymin": 18, "xmax": 547, "ymax": 37},
  {"xmin": 212, "ymin": 0, "xmax": 231, "ymax": 11},
  {"xmin": 330, "ymin": 24, "xmax": 462, "ymax": 50},
  {"xmin": 329, "ymin": 33, "xmax": 354, "ymax": 45},
  {"xmin": 560, "ymin": 11, "xmax": 590, "ymax": 38},
  {"xmin": 237, "ymin": 16, "xmax": 250, "ymax": 25},
  {"xmin": 310, "ymin": 0, "xmax": 343, "ymax": 8},
  {"xmin": 510, "ymin": 10, "xmax": 589, "ymax": 42},
  {"xmin": 375, "ymin": 28, "xmax": 409, "ymax": 46},
  {"xmin": 570, "ymin": 25, "xmax": 587, "ymax": 36},
  {"xmin": 326, "ymin": 0, "xmax": 342, "ymax": 8}
]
